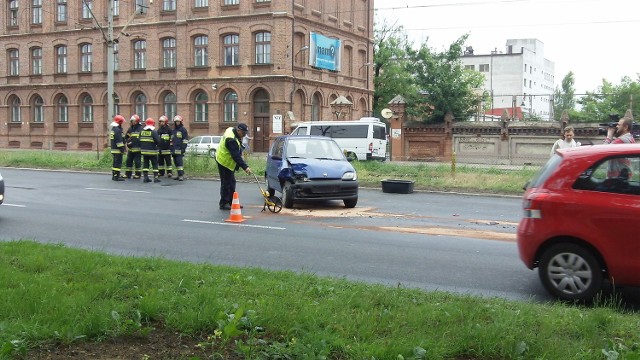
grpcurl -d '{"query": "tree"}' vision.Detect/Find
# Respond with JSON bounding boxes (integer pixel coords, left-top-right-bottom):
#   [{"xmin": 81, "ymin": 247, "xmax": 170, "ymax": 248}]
[
  {"xmin": 553, "ymin": 72, "xmax": 576, "ymax": 120},
  {"xmin": 405, "ymin": 35, "xmax": 484, "ymax": 123},
  {"xmin": 372, "ymin": 20, "xmax": 417, "ymax": 118},
  {"xmin": 578, "ymin": 77, "xmax": 640, "ymax": 122}
]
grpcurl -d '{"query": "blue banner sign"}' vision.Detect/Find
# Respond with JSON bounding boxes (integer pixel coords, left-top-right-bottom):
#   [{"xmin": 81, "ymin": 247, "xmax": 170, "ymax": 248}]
[{"xmin": 309, "ymin": 32, "xmax": 341, "ymax": 71}]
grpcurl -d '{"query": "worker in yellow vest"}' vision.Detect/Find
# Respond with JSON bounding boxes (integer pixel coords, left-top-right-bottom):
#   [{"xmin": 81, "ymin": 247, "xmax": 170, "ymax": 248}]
[{"xmin": 215, "ymin": 123, "xmax": 252, "ymax": 210}]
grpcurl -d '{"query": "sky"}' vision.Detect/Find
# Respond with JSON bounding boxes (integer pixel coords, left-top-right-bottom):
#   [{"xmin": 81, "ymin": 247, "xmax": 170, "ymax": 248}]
[{"xmin": 373, "ymin": 0, "xmax": 640, "ymax": 94}]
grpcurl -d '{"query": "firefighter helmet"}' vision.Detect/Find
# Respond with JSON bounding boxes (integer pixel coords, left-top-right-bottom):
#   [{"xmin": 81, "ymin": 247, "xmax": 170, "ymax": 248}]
[
  {"xmin": 158, "ymin": 115, "xmax": 168, "ymax": 123},
  {"xmin": 145, "ymin": 118, "xmax": 155, "ymax": 127},
  {"xmin": 173, "ymin": 115, "xmax": 183, "ymax": 123},
  {"xmin": 113, "ymin": 115, "xmax": 125, "ymax": 125},
  {"xmin": 130, "ymin": 114, "xmax": 141, "ymax": 124}
]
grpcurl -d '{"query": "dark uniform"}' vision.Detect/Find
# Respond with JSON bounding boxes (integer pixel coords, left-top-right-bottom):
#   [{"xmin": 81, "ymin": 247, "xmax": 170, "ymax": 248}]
[
  {"xmin": 170, "ymin": 116, "xmax": 189, "ymax": 181},
  {"xmin": 140, "ymin": 121, "xmax": 162, "ymax": 183},
  {"xmin": 109, "ymin": 116, "xmax": 126, "ymax": 181},
  {"xmin": 124, "ymin": 118, "xmax": 143, "ymax": 179},
  {"xmin": 215, "ymin": 124, "xmax": 251, "ymax": 209},
  {"xmin": 157, "ymin": 120, "xmax": 173, "ymax": 177}
]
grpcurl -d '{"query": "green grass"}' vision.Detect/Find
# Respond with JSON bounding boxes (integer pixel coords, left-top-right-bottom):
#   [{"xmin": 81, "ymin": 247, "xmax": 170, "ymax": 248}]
[
  {"xmin": 0, "ymin": 149, "xmax": 534, "ymax": 195},
  {"xmin": 1, "ymin": 241, "xmax": 639, "ymax": 359}
]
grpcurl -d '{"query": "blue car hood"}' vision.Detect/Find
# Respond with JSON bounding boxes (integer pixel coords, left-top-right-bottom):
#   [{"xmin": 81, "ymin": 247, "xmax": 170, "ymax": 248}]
[{"xmin": 287, "ymin": 158, "xmax": 354, "ymax": 179}]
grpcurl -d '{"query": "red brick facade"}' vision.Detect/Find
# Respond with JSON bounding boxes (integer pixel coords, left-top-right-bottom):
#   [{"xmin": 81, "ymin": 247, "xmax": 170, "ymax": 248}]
[{"xmin": 0, "ymin": 0, "xmax": 373, "ymax": 152}]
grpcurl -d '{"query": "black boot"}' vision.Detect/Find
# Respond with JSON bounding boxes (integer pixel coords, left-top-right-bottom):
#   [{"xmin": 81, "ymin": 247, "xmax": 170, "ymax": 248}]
[
  {"xmin": 143, "ymin": 173, "xmax": 152, "ymax": 183},
  {"xmin": 112, "ymin": 171, "xmax": 125, "ymax": 181},
  {"xmin": 167, "ymin": 172, "xmax": 173, "ymax": 179},
  {"xmin": 153, "ymin": 175, "xmax": 161, "ymax": 183}
]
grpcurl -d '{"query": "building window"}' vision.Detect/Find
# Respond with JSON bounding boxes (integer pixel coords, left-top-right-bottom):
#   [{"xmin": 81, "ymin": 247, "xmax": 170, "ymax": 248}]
[
  {"xmin": 9, "ymin": 0, "xmax": 18, "ymax": 27},
  {"xmin": 134, "ymin": 93, "xmax": 147, "ymax": 119},
  {"xmin": 223, "ymin": 91, "xmax": 238, "ymax": 122},
  {"xmin": 56, "ymin": 0, "xmax": 67, "ymax": 22},
  {"xmin": 82, "ymin": 0, "xmax": 93, "ymax": 19},
  {"xmin": 56, "ymin": 46, "xmax": 67, "ymax": 73},
  {"xmin": 8, "ymin": 49, "xmax": 19, "ymax": 76},
  {"xmin": 136, "ymin": 0, "xmax": 147, "ymax": 14},
  {"xmin": 194, "ymin": 35, "xmax": 208, "ymax": 67},
  {"xmin": 134, "ymin": 40, "xmax": 146, "ymax": 69},
  {"xmin": 195, "ymin": 0, "xmax": 208, "ymax": 7},
  {"xmin": 57, "ymin": 95, "xmax": 68, "ymax": 122},
  {"xmin": 464, "ymin": 65, "xmax": 474, "ymax": 70},
  {"xmin": 31, "ymin": 47, "xmax": 42, "ymax": 75},
  {"xmin": 223, "ymin": 34, "xmax": 239, "ymax": 66},
  {"xmin": 478, "ymin": 64, "xmax": 489, "ymax": 72},
  {"xmin": 81, "ymin": 95, "xmax": 93, "ymax": 122},
  {"xmin": 80, "ymin": 43, "xmax": 92, "ymax": 72},
  {"xmin": 255, "ymin": 32, "xmax": 271, "ymax": 64},
  {"xmin": 10, "ymin": 97, "xmax": 21, "ymax": 123},
  {"xmin": 224, "ymin": 0, "xmax": 239, "ymax": 4},
  {"xmin": 31, "ymin": 0, "xmax": 42, "ymax": 24},
  {"xmin": 162, "ymin": 38, "xmax": 176, "ymax": 68},
  {"xmin": 311, "ymin": 93, "xmax": 321, "ymax": 121},
  {"xmin": 113, "ymin": 42, "xmax": 119, "ymax": 71},
  {"xmin": 112, "ymin": 94, "xmax": 120, "ymax": 117},
  {"xmin": 33, "ymin": 96, "xmax": 44, "ymax": 123},
  {"xmin": 195, "ymin": 92, "xmax": 208, "ymax": 122},
  {"xmin": 112, "ymin": 0, "xmax": 120, "ymax": 16},
  {"xmin": 163, "ymin": 92, "xmax": 177, "ymax": 120},
  {"xmin": 253, "ymin": 89, "xmax": 269, "ymax": 114},
  {"xmin": 163, "ymin": 0, "xmax": 176, "ymax": 11},
  {"xmin": 523, "ymin": 78, "xmax": 527, "ymax": 87},
  {"xmin": 255, "ymin": 0, "xmax": 270, "ymax": 2}
]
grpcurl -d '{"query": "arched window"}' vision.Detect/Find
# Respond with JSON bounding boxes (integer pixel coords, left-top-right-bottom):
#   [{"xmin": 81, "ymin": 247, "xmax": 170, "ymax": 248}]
[
  {"xmin": 112, "ymin": 94, "xmax": 120, "ymax": 116},
  {"xmin": 311, "ymin": 93, "xmax": 322, "ymax": 121},
  {"xmin": 57, "ymin": 95, "xmax": 68, "ymax": 122},
  {"xmin": 162, "ymin": 38, "xmax": 176, "ymax": 68},
  {"xmin": 253, "ymin": 89, "xmax": 269, "ymax": 115},
  {"xmin": 193, "ymin": 35, "xmax": 208, "ymax": 67},
  {"xmin": 10, "ymin": 97, "xmax": 21, "ymax": 123},
  {"xmin": 55, "ymin": 45, "xmax": 67, "ymax": 74},
  {"xmin": 163, "ymin": 92, "xmax": 177, "ymax": 120},
  {"xmin": 134, "ymin": 93, "xmax": 147, "ymax": 120},
  {"xmin": 255, "ymin": 32, "xmax": 271, "ymax": 64},
  {"xmin": 223, "ymin": 91, "xmax": 238, "ymax": 122},
  {"xmin": 133, "ymin": 40, "xmax": 146, "ymax": 69},
  {"xmin": 31, "ymin": 47, "xmax": 42, "ymax": 75},
  {"xmin": 195, "ymin": 92, "xmax": 208, "ymax": 122},
  {"xmin": 8, "ymin": 49, "xmax": 19, "ymax": 76},
  {"xmin": 80, "ymin": 43, "xmax": 92, "ymax": 72},
  {"xmin": 33, "ymin": 95, "xmax": 44, "ymax": 123},
  {"xmin": 223, "ymin": 34, "xmax": 239, "ymax": 66},
  {"xmin": 81, "ymin": 95, "xmax": 93, "ymax": 122}
]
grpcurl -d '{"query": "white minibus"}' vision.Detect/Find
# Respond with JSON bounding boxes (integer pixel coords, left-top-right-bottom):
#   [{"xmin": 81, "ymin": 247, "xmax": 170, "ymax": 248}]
[{"xmin": 291, "ymin": 117, "xmax": 387, "ymax": 161}]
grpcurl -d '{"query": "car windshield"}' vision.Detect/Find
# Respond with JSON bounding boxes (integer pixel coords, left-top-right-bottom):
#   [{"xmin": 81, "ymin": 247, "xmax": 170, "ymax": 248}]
[
  {"xmin": 526, "ymin": 154, "xmax": 563, "ymax": 189},
  {"xmin": 286, "ymin": 139, "xmax": 344, "ymax": 160},
  {"xmin": 212, "ymin": 136, "xmax": 221, "ymax": 143}
]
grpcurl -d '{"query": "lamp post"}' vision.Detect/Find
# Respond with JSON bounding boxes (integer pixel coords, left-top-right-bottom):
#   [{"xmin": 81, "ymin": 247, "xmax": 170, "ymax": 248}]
[
  {"xmin": 289, "ymin": 46, "xmax": 309, "ymax": 127},
  {"xmin": 330, "ymin": 95, "xmax": 353, "ymax": 121}
]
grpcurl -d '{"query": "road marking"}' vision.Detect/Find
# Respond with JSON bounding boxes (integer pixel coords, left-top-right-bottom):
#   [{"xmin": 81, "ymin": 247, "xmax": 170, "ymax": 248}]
[
  {"xmin": 2, "ymin": 203, "xmax": 26, "ymax": 208},
  {"xmin": 85, "ymin": 187, "xmax": 151, "ymax": 194},
  {"xmin": 182, "ymin": 219, "xmax": 286, "ymax": 230}
]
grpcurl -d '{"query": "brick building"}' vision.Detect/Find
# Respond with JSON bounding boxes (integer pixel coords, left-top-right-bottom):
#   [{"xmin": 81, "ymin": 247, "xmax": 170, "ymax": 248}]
[{"xmin": 0, "ymin": 0, "xmax": 373, "ymax": 152}]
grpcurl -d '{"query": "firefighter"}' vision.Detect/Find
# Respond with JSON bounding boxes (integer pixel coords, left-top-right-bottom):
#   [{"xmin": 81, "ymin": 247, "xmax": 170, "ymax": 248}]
[
  {"xmin": 124, "ymin": 114, "xmax": 143, "ymax": 179},
  {"xmin": 109, "ymin": 114, "xmax": 126, "ymax": 181},
  {"xmin": 157, "ymin": 115, "xmax": 173, "ymax": 178},
  {"xmin": 170, "ymin": 114, "xmax": 189, "ymax": 181},
  {"xmin": 140, "ymin": 118, "xmax": 161, "ymax": 183}
]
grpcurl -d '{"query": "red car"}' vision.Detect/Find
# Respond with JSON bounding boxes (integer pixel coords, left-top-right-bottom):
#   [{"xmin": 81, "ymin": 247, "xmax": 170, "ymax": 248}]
[{"xmin": 517, "ymin": 144, "xmax": 640, "ymax": 302}]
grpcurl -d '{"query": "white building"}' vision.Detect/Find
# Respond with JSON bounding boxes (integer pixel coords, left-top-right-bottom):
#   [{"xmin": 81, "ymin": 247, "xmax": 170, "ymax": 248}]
[{"xmin": 461, "ymin": 39, "xmax": 555, "ymax": 121}]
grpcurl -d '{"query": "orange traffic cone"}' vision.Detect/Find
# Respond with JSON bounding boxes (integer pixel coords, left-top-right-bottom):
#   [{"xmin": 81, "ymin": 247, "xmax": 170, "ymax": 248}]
[{"xmin": 224, "ymin": 192, "xmax": 246, "ymax": 223}]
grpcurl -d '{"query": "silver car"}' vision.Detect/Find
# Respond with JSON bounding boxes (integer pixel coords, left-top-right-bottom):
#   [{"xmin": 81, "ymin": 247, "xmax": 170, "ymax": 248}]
[{"xmin": 186, "ymin": 135, "xmax": 222, "ymax": 157}]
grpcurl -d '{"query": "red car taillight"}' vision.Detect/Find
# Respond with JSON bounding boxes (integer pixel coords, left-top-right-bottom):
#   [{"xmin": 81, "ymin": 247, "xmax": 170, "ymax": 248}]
[{"xmin": 522, "ymin": 191, "xmax": 549, "ymax": 219}]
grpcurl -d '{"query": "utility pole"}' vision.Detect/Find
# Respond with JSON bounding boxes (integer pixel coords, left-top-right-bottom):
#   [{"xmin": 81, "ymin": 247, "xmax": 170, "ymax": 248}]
[{"xmin": 106, "ymin": 0, "xmax": 115, "ymax": 121}]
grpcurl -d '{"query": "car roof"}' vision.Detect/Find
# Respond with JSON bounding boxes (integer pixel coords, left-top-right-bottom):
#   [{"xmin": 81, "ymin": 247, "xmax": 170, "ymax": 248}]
[
  {"xmin": 557, "ymin": 144, "xmax": 640, "ymax": 161},
  {"xmin": 277, "ymin": 135, "xmax": 334, "ymax": 141}
]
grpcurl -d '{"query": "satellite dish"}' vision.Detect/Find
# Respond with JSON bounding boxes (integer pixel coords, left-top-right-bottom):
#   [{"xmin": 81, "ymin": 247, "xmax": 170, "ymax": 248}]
[{"xmin": 381, "ymin": 108, "xmax": 393, "ymax": 119}]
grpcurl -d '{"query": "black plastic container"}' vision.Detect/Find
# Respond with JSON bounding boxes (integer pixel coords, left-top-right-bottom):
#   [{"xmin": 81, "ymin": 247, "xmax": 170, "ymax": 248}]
[{"xmin": 381, "ymin": 179, "xmax": 415, "ymax": 194}]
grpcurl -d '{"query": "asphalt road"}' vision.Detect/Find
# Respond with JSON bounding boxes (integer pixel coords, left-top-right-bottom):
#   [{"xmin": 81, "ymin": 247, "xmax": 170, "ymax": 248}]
[{"xmin": 0, "ymin": 167, "xmax": 553, "ymax": 302}]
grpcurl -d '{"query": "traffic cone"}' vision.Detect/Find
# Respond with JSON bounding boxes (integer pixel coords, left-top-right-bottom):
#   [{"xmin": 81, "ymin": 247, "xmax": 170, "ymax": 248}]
[{"xmin": 224, "ymin": 192, "xmax": 246, "ymax": 223}]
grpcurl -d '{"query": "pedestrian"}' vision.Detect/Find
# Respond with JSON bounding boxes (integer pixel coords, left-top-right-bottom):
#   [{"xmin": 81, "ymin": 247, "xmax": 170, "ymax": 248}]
[
  {"xmin": 603, "ymin": 115, "xmax": 635, "ymax": 178},
  {"xmin": 157, "ymin": 115, "xmax": 173, "ymax": 178},
  {"xmin": 170, "ymin": 115, "xmax": 189, "ymax": 181},
  {"xmin": 215, "ymin": 123, "xmax": 252, "ymax": 210},
  {"xmin": 550, "ymin": 126, "xmax": 580, "ymax": 156},
  {"xmin": 140, "ymin": 118, "xmax": 161, "ymax": 183},
  {"xmin": 109, "ymin": 114, "xmax": 126, "ymax": 181},
  {"xmin": 124, "ymin": 114, "xmax": 143, "ymax": 179},
  {"xmin": 242, "ymin": 133, "xmax": 253, "ymax": 160}
]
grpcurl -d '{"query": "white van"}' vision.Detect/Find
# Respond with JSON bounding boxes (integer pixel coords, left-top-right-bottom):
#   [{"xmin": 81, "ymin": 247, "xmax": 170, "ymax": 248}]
[{"xmin": 291, "ymin": 117, "xmax": 387, "ymax": 161}]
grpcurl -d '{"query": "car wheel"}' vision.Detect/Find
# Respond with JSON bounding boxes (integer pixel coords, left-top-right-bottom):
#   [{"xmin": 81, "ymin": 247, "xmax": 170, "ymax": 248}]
[
  {"xmin": 282, "ymin": 183, "xmax": 294, "ymax": 208},
  {"xmin": 538, "ymin": 243, "xmax": 603, "ymax": 302},
  {"xmin": 345, "ymin": 152, "xmax": 358, "ymax": 162},
  {"xmin": 343, "ymin": 197, "xmax": 357, "ymax": 208}
]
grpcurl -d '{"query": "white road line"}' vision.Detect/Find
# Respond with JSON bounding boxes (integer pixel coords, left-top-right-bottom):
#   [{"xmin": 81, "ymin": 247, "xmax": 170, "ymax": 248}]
[
  {"xmin": 182, "ymin": 219, "xmax": 286, "ymax": 230},
  {"xmin": 85, "ymin": 187, "xmax": 151, "ymax": 194},
  {"xmin": 2, "ymin": 203, "xmax": 26, "ymax": 208}
]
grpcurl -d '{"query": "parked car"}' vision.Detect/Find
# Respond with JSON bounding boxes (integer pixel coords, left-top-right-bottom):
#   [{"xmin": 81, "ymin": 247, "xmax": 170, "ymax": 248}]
[
  {"xmin": 265, "ymin": 135, "xmax": 358, "ymax": 208},
  {"xmin": 0, "ymin": 171, "xmax": 4, "ymax": 205},
  {"xmin": 517, "ymin": 144, "xmax": 640, "ymax": 302},
  {"xmin": 186, "ymin": 135, "xmax": 222, "ymax": 157}
]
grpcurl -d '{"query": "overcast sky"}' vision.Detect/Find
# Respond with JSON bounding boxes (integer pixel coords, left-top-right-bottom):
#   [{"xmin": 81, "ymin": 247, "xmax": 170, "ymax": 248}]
[{"xmin": 374, "ymin": 0, "xmax": 640, "ymax": 94}]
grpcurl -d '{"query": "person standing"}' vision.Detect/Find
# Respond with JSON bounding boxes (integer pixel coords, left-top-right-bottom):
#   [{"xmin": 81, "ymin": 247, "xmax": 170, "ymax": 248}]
[
  {"xmin": 170, "ymin": 115, "xmax": 189, "ymax": 181},
  {"xmin": 604, "ymin": 116, "xmax": 635, "ymax": 144},
  {"xmin": 109, "ymin": 115, "xmax": 126, "ymax": 181},
  {"xmin": 124, "ymin": 114, "xmax": 143, "ymax": 179},
  {"xmin": 550, "ymin": 126, "xmax": 580, "ymax": 156},
  {"xmin": 215, "ymin": 123, "xmax": 252, "ymax": 210},
  {"xmin": 157, "ymin": 115, "xmax": 173, "ymax": 178},
  {"xmin": 140, "ymin": 118, "xmax": 162, "ymax": 183},
  {"xmin": 242, "ymin": 133, "xmax": 253, "ymax": 160}
]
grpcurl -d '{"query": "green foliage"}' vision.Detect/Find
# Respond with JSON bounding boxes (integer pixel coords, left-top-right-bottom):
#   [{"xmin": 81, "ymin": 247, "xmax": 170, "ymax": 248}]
[{"xmin": 554, "ymin": 71, "xmax": 577, "ymax": 119}]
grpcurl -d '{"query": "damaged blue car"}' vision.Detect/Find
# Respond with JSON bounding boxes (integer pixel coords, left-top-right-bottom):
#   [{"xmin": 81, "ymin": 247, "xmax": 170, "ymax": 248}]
[{"xmin": 266, "ymin": 135, "xmax": 358, "ymax": 209}]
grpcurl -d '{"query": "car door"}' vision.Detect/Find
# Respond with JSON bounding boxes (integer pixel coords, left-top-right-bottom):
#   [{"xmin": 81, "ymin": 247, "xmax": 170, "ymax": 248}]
[
  {"xmin": 187, "ymin": 136, "xmax": 202, "ymax": 154},
  {"xmin": 266, "ymin": 138, "xmax": 285, "ymax": 192}
]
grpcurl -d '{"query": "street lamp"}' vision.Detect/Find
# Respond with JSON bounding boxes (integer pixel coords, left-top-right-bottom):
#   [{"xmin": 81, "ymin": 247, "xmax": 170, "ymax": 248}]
[
  {"xmin": 330, "ymin": 95, "xmax": 353, "ymax": 121},
  {"xmin": 289, "ymin": 45, "xmax": 310, "ymax": 126}
]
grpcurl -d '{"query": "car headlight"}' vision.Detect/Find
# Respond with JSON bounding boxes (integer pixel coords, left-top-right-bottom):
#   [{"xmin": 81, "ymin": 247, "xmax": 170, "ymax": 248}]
[{"xmin": 342, "ymin": 171, "xmax": 357, "ymax": 181}]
